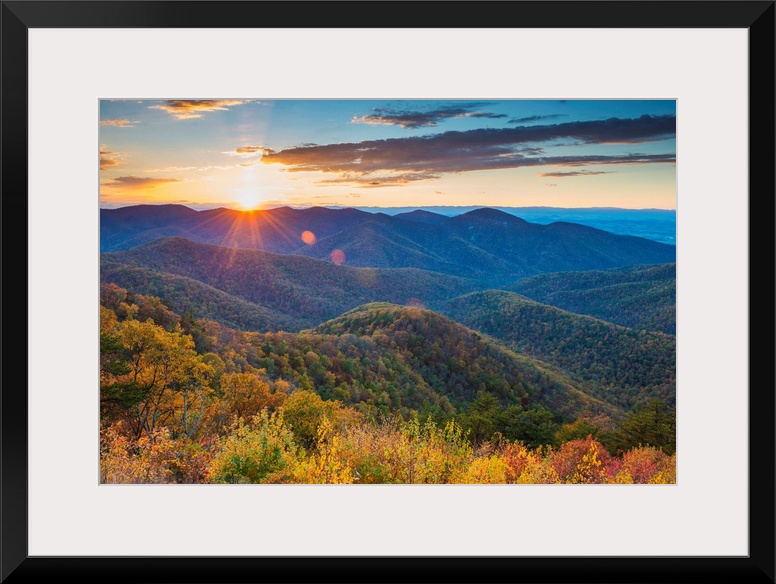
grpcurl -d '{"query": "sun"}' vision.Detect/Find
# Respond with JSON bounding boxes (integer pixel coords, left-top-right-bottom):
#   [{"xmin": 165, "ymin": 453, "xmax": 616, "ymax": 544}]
[{"xmin": 237, "ymin": 192, "xmax": 261, "ymax": 210}]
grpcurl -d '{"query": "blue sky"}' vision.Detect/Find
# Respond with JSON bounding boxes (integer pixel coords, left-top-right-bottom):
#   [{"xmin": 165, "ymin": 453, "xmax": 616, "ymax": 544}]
[{"xmin": 100, "ymin": 99, "xmax": 676, "ymax": 210}]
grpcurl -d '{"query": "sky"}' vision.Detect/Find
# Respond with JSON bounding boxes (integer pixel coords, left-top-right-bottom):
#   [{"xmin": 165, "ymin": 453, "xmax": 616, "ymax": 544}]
[{"xmin": 99, "ymin": 99, "xmax": 676, "ymax": 211}]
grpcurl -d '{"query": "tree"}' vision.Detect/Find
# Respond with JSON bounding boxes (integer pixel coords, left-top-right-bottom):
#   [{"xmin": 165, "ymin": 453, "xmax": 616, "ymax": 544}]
[
  {"xmin": 555, "ymin": 418, "xmax": 603, "ymax": 444},
  {"xmin": 212, "ymin": 372, "xmax": 286, "ymax": 433},
  {"xmin": 458, "ymin": 391, "xmax": 501, "ymax": 443},
  {"xmin": 499, "ymin": 404, "xmax": 558, "ymax": 449},
  {"xmin": 100, "ymin": 307, "xmax": 146, "ymax": 421},
  {"xmin": 113, "ymin": 317, "xmax": 214, "ymax": 439},
  {"xmin": 606, "ymin": 398, "xmax": 676, "ymax": 454},
  {"xmin": 281, "ymin": 390, "xmax": 360, "ymax": 450}
]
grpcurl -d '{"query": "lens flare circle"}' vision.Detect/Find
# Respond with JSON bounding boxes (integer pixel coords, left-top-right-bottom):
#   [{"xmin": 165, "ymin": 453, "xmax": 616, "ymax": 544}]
[{"xmin": 330, "ymin": 249, "xmax": 346, "ymax": 265}]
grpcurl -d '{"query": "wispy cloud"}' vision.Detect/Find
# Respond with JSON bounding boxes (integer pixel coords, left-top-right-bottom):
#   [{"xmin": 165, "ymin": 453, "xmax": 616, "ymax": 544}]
[
  {"xmin": 508, "ymin": 114, "xmax": 568, "ymax": 124},
  {"xmin": 546, "ymin": 154, "xmax": 675, "ymax": 166},
  {"xmin": 149, "ymin": 99, "xmax": 253, "ymax": 120},
  {"xmin": 353, "ymin": 102, "xmax": 506, "ymax": 129},
  {"xmin": 101, "ymin": 176, "xmax": 182, "ymax": 190},
  {"xmin": 261, "ymin": 115, "xmax": 676, "ymax": 184},
  {"xmin": 143, "ymin": 164, "xmax": 238, "ymax": 173},
  {"xmin": 225, "ymin": 145, "xmax": 277, "ymax": 158},
  {"xmin": 538, "ymin": 170, "xmax": 612, "ymax": 177},
  {"xmin": 142, "ymin": 166, "xmax": 199, "ymax": 173},
  {"xmin": 99, "ymin": 147, "xmax": 122, "ymax": 170},
  {"xmin": 100, "ymin": 119, "xmax": 140, "ymax": 128},
  {"xmin": 317, "ymin": 172, "xmax": 441, "ymax": 187}
]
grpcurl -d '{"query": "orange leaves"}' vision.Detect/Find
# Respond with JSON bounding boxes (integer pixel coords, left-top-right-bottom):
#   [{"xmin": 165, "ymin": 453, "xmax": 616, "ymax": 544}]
[
  {"xmin": 212, "ymin": 372, "xmax": 287, "ymax": 432},
  {"xmin": 550, "ymin": 436, "xmax": 616, "ymax": 484},
  {"xmin": 99, "ymin": 314, "xmax": 676, "ymax": 485},
  {"xmin": 616, "ymin": 446, "xmax": 676, "ymax": 484},
  {"xmin": 100, "ymin": 420, "xmax": 213, "ymax": 484},
  {"xmin": 102, "ymin": 416, "xmax": 677, "ymax": 484}
]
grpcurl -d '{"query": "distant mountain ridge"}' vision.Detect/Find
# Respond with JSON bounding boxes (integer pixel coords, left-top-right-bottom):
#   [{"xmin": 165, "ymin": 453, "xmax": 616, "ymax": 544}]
[
  {"xmin": 355, "ymin": 205, "xmax": 677, "ymax": 245},
  {"xmin": 101, "ymin": 204, "xmax": 675, "ymax": 284},
  {"xmin": 101, "ymin": 236, "xmax": 478, "ymax": 330}
]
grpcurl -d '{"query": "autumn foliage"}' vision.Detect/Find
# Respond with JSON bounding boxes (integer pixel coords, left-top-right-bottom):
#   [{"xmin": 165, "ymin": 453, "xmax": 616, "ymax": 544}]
[{"xmin": 100, "ymin": 287, "xmax": 676, "ymax": 485}]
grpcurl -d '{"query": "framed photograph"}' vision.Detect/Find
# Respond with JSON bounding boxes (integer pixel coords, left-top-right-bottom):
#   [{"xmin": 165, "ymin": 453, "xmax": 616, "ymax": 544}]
[{"xmin": 4, "ymin": 1, "xmax": 773, "ymax": 582}]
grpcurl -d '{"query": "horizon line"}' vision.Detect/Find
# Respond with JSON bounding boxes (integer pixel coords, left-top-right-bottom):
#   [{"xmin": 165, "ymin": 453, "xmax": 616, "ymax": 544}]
[{"xmin": 99, "ymin": 203, "xmax": 677, "ymax": 213}]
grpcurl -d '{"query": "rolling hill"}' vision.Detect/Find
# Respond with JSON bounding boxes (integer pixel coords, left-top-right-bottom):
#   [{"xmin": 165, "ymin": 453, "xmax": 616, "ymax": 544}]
[
  {"xmin": 100, "ymin": 237, "xmax": 478, "ymax": 330},
  {"xmin": 100, "ymin": 262, "xmax": 306, "ymax": 332},
  {"xmin": 310, "ymin": 302, "xmax": 622, "ymax": 420},
  {"xmin": 441, "ymin": 290, "xmax": 676, "ymax": 410},
  {"xmin": 509, "ymin": 263, "xmax": 676, "ymax": 334}
]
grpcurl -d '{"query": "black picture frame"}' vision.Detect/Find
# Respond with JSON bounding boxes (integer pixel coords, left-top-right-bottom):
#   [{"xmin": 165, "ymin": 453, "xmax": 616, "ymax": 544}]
[{"xmin": 2, "ymin": 2, "xmax": 773, "ymax": 583}]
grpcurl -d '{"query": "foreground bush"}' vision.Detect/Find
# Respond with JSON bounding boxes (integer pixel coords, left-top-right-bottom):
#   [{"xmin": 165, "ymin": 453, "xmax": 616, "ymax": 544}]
[
  {"xmin": 101, "ymin": 414, "xmax": 676, "ymax": 484},
  {"xmin": 207, "ymin": 410, "xmax": 299, "ymax": 484}
]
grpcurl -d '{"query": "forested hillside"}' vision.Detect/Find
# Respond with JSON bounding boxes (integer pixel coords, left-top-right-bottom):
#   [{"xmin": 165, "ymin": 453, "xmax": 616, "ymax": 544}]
[
  {"xmin": 100, "ymin": 286, "xmax": 675, "ymax": 484},
  {"xmin": 510, "ymin": 263, "xmax": 676, "ymax": 334},
  {"xmin": 442, "ymin": 290, "xmax": 675, "ymax": 409},
  {"xmin": 312, "ymin": 302, "xmax": 620, "ymax": 420},
  {"xmin": 101, "ymin": 237, "xmax": 478, "ymax": 328}
]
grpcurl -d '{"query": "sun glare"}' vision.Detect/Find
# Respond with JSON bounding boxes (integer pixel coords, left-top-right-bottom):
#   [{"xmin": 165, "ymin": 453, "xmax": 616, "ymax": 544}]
[{"xmin": 237, "ymin": 192, "xmax": 261, "ymax": 210}]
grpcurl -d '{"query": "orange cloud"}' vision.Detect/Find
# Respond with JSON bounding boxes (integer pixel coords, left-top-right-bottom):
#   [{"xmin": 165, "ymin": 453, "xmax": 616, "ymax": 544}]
[
  {"xmin": 149, "ymin": 99, "xmax": 253, "ymax": 120},
  {"xmin": 317, "ymin": 172, "xmax": 440, "ymax": 187},
  {"xmin": 102, "ymin": 176, "xmax": 183, "ymax": 190},
  {"xmin": 225, "ymin": 145, "xmax": 276, "ymax": 158},
  {"xmin": 100, "ymin": 119, "xmax": 139, "ymax": 128},
  {"xmin": 99, "ymin": 147, "xmax": 121, "ymax": 170}
]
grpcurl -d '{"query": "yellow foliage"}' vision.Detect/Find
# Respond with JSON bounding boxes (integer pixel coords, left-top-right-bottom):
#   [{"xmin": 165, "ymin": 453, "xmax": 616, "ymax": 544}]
[
  {"xmin": 551, "ymin": 436, "xmax": 613, "ymax": 484},
  {"xmin": 107, "ymin": 317, "xmax": 216, "ymax": 440},
  {"xmin": 212, "ymin": 372, "xmax": 287, "ymax": 433},
  {"xmin": 100, "ymin": 305, "xmax": 119, "ymax": 335},
  {"xmin": 516, "ymin": 454, "xmax": 561, "ymax": 484},
  {"xmin": 388, "ymin": 418, "xmax": 473, "ymax": 484},
  {"xmin": 501, "ymin": 442, "xmax": 531, "ymax": 483},
  {"xmin": 620, "ymin": 446, "xmax": 675, "ymax": 484},
  {"xmin": 454, "ymin": 455, "xmax": 508, "ymax": 484},
  {"xmin": 648, "ymin": 453, "xmax": 676, "ymax": 484},
  {"xmin": 207, "ymin": 410, "xmax": 299, "ymax": 483},
  {"xmin": 568, "ymin": 441, "xmax": 607, "ymax": 484},
  {"xmin": 282, "ymin": 390, "xmax": 361, "ymax": 450},
  {"xmin": 292, "ymin": 417, "xmax": 355, "ymax": 484}
]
